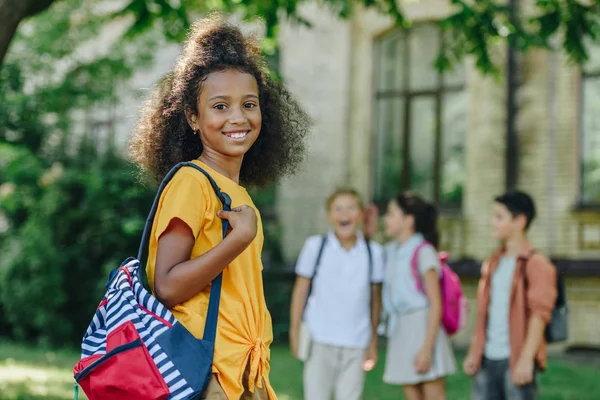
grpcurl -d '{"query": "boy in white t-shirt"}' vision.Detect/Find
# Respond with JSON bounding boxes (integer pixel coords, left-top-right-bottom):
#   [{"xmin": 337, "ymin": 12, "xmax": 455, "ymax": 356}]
[{"xmin": 289, "ymin": 188, "xmax": 385, "ymax": 400}]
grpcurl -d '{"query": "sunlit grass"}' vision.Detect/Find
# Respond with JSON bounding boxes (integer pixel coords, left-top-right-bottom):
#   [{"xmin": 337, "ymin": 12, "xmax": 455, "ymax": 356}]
[
  {"xmin": 0, "ymin": 341, "xmax": 599, "ymax": 399},
  {"xmin": 0, "ymin": 363, "xmax": 77, "ymax": 399}
]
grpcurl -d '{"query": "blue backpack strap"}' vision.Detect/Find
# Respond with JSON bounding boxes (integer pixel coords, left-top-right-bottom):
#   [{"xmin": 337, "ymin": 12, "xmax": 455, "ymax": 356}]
[{"xmin": 136, "ymin": 161, "xmax": 231, "ymax": 344}]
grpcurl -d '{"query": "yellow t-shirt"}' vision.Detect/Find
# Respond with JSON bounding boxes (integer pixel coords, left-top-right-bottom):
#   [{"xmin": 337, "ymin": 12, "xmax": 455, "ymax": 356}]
[{"xmin": 146, "ymin": 160, "xmax": 276, "ymax": 400}]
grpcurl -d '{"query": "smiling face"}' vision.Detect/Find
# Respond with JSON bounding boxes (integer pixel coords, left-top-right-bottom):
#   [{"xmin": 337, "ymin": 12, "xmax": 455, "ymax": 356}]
[
  {"xmin": 186, "ymin": 68, "xmax": 262, "ymax": 159},
  {"xmin": 327, "ymin": 193, "xmax": 363, "ymax": 241}
]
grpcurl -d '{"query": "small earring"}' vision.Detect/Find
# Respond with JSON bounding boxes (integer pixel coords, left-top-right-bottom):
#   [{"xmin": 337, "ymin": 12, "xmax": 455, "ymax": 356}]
[{"xmin": 193, "ymin": 129, "xmax": 198, "ymax": 135}]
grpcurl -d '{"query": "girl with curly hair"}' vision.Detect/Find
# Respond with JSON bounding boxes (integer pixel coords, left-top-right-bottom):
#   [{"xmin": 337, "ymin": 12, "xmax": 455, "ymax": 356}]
[{"xmin": 130, "ymin": 15, "xmax": 310, "ymax": 400}]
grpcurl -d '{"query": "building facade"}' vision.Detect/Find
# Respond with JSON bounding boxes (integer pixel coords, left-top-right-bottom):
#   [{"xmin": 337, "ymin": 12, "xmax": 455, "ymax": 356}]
[{"xmin": 276, "ymin": 0, "xmax": 600, "ymax": 347}]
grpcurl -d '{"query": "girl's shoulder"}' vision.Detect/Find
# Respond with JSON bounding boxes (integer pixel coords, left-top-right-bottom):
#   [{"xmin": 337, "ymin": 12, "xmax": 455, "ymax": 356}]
[
  {"xmin": 171, "ymin": 166, "xmax": 212, "ymax": 185},
  {"xmin": 419, "ymin": 241, "xmax": 438, "ymax": 254},
  {"xmin": 165, "ymin": 168, "xmax": 213, "ymax": 197}
]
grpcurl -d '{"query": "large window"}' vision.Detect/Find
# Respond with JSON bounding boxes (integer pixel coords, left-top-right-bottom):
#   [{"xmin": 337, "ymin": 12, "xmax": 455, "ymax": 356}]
[
  {"xmin": 581, "ymin": 44, "xmax": 600, "ymax": 205},
  {"xmin": 372, "ymin": 24, "xmax": 467, "ymax": 208}
]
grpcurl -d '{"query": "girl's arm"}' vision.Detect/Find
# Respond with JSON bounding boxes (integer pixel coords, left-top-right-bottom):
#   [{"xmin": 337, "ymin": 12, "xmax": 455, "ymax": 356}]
[
  {"xmin": 414, "ymin": 268, "xmax": 442, "ymax": 373},
  {"xmin": 154, "ymin": 206, "xmax": 256, "ymax": 309},
  {"xmin": 289, "ymin": 276, "xmax": 311, "ymax": 356},
  {"xmin": 422, "ymin": 269, "xmax": 443, "ymax": 350}
]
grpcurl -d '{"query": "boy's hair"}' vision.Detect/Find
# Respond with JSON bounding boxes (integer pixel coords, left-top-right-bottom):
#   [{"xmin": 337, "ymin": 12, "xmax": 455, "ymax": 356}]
[
  {"xmin": 130, "ymin": 14, "xmax": 311, "ymax": 186},
  {"xmin": 494, "ymin": 191, "xmax": 536, "ymax": 229},
  {"xmin": 395, "ymin": 192, "xmax": 439, "ymax": 249},
  {"xmin": 326, "ymin": 188, "xmax": 364, "ymax": 211}
]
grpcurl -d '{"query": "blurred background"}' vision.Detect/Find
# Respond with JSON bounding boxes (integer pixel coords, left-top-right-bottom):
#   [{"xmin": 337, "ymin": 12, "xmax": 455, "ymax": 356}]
[{"xmin": 0, "ymin": 0, "xmax": 599, "ymax": 399}]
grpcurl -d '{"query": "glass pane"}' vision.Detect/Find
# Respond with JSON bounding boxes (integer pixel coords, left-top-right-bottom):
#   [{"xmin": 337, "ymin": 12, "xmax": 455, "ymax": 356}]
[
  {"xmin": 582, "ymin": 76, "xmax": 600, "ymax": 204},
  {"xmin": 583, "ymin": 42, "xmax": 600, "ymax": 74},
  {"xmin": 409, "ymin": 24, "xmax": 439, "ymax": 91},
  {"xmin": 377, "ymin": 31, "xmax": 405, "ymax": 92},
  {"xmin": 373, "ymin": 97, "xmax": 404, "ymax": 203},
  {"xmin": 444, "ymin": 60, "xmax": 466, "ymax": 88},
  {"xmin": 409, "ymin": 96, "xmax": 436, "ymax": 201},
  {"xmin": 378, "ymin": 38, "xmax": 395, "ymax": 92},
  {"xmin": 441, "ymin": 90, "xmax": 468, "ymax": 207},
  {"xmin": 392, "ymin": 32, "xmax": 406, "ymax": 91}
]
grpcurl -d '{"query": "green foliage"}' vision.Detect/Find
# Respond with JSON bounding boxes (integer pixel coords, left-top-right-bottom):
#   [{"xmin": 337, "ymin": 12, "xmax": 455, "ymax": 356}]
[
  {"xmin": 3, "ymin": 0, "xmax": 600, "ymax": 78},
  {"xmin": 108, "ymin": 0, "xmax": 600, "ymax": 75},
  {"xmin": 437, "ymin": 0, "xmax": 600, "ymax": 75},
  {"xmin": 0, "ymin": 0, "xmax": 160, "ymax": 345},
  {"xmin": 0, "ymin": 144, "xmax": 156, "ymax": 345}
]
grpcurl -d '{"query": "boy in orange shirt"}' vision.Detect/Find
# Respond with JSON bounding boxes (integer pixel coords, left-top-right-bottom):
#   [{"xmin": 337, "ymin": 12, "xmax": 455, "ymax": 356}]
[{"xmin": 463, "ymin": 191, "xmax": 557, "ymax": 400}]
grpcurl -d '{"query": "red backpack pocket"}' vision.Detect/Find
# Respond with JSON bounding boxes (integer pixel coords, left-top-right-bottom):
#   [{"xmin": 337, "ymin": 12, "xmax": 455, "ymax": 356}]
[{"xmin": 74, "ymin": 322, "xmax": 169, "ymax": 400}]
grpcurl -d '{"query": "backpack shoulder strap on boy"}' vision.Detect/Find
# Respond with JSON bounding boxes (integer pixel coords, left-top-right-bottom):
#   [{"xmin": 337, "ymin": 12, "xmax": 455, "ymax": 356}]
[
  {"xmin": 311, "ymin": 235, "xmax": 328, "ymax": 280},
  {"xmin": 365, "ymin": 239, "xmax": 374, "ymax": 283},
  {"xmin": 312, "ymin": 236, "xmax": 374, "ymax": 282},
  {"xmin": 520, "ymin": 251, "xmax": 568, "ymax": 343},
  {"xmin": 304, "ymin": 235, "xmax": 327, "ymax": 311},
  {"xmin": 305, "ymin": 235, "xmax": 374, "ymax": 306}
]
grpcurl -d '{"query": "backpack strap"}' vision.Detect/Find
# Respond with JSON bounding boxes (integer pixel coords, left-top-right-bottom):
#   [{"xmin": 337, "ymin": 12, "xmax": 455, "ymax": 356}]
[
  {"xmin": 519, "ymin": 250, "xmax": 538, "ymax": 309},
  {"xmin": 410, "ymin": 242, "xmax": 430, "ymax": 294},
  {"xmin": 365, "ymin": 238, "xmax": 374, "ymax": 283},
  {"xmin": 305, "ymin": 235, "xmax": 375, "ymax": 313},
  {"xmin": 311, "ymin": 235, "xmax": 328, "ymax": 280},
  {"xmin": 136, "ymin": 161, "xmax": 231, "ymax": 343},
  {"xmin": 304, "ymin": 235, "xmax": 327, "ymax": 310}
]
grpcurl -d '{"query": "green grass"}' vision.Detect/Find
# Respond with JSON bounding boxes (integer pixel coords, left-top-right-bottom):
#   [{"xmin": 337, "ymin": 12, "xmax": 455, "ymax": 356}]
[{"xmin": 0, "ymin": 341, "xmax": 599, "ymax": 399}]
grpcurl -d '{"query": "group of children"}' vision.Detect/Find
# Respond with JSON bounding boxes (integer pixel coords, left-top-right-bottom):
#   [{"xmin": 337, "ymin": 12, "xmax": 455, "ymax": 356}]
[
  {"xmin": 290, "ymin": 189, "xmax": 557, "ymax": 400},
  {"xmin": 124, "ymin": 15, "xmax": 557, "ymax": 400}
]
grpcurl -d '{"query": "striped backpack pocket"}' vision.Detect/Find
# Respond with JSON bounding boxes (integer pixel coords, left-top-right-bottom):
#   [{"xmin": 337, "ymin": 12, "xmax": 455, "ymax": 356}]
[{"xmin": 73, "ymin": 162, "xmax": 231, "ymax": 400}]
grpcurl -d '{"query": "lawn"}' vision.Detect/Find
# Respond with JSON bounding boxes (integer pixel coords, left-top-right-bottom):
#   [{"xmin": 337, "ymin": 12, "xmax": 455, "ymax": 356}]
[{"xmin": 0, "ymin": 341, "xmax": 599, "ymax": 400}]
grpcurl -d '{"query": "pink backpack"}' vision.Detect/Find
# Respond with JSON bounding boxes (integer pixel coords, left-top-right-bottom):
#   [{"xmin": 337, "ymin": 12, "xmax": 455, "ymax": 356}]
[{"xmin": 411, "ymin": 242, "xmax": 467, "ymax": 336}]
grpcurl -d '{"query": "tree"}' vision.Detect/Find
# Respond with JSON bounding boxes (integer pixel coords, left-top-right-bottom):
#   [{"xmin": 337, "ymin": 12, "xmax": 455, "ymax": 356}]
[
  {"xmin": 0, "ymin": 0, "xmax": 161, "ymax": 344},
  {"xmin": 0, "ymin": 0, "xmax": 599, "ymax": 74},
  {"xmin": 0, "ymin": 0, "xmax": 54, "ymax": 68}
]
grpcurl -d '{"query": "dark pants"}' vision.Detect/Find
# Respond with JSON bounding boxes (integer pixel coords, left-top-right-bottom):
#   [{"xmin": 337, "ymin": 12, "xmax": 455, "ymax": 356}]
[{"xmin": 472, "ymin": 358, "xmax": 537, "ymax": 400}]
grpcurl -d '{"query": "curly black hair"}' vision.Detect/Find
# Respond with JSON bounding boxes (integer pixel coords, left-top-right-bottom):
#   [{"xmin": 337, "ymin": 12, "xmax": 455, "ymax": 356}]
[{"xmin": 130, "ymin": 15, "xmax": 311, "ymax": 186}]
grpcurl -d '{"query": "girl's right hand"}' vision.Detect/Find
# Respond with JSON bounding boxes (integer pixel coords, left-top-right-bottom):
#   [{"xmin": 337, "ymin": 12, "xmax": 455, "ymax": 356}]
[
  {"xmin": 414, "ymin": 346, "xmax": 432, "ymax": 374},
  {"xmin": 218, "ymin": 205, "xmax": 258, "ymax": 244}
]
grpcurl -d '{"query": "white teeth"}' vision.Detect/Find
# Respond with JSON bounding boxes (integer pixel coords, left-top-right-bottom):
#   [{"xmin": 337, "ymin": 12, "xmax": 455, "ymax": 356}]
[{"xmin": 226, "ymin": 132, "xmax": 248, "ymax": 139}]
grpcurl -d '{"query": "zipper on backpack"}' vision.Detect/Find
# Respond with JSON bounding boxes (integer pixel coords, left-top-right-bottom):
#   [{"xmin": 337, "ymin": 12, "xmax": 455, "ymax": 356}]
[{"xmin": 75, "ymin": 338, "xmax": 143, "ymax": 381}]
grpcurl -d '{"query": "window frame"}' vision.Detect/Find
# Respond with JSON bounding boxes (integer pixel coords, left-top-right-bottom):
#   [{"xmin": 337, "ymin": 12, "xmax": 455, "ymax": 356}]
[
  {"xmin": 372, "ymin": 25, "xmax": 466, "ymax": 210},
  {"xmin": 579, "ymin": 59, "xmax": 600, "ymax": 208}
]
